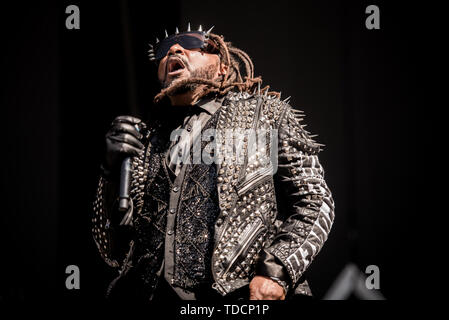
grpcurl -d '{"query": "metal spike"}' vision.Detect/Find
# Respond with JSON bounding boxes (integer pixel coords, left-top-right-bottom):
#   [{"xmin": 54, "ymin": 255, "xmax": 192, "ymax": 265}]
[
  {"xmin": 187, "ymin": 22, "xmax": 191, "ymax": 32},
  {"xmin": 175, "ymin": 27, "xmax": 179, "ymax": 34},
  {"xmin": 149, "ymin": 44, "xmax": 153, "ymax": 49},
  {"xmin": 206, "ymin": 26, "xmax": 215, "ymax": 34},
  {"xmin": 257, "ymin": 82, "xmax": 261, "ymax": 95},
  {"xmin": 164, "ymin": 29, "xmax": 169, "ymax": 38},
  {"xmin": 155, "ymin": 37, "xmax": 160, "ymax": 44},
  {"xmin": 198, "ymin": 25, "xmax": 203, "ymax": 32},
  {"xmin": 264, "ymin": 89, "xmax": 268, "ymax": 97},
  {"xmin": 283, "ymin": 96, "xmax": 291, "ymax": 103}
]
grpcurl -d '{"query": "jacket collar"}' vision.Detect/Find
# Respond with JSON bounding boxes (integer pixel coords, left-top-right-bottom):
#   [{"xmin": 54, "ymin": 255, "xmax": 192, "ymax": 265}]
[{"xmin": 195, "ymin": 97, "xmax": 221, "ymax": 115}]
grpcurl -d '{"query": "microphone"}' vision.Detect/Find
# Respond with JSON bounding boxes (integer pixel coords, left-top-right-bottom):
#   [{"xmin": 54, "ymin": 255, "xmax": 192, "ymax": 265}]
[
  {"xmin": 118, "ymin": 157, "xmax": 132, "ymax": 212},
  {"xmin": 118, "ymin": 122, "xmax": 145, "ymax": 225}
]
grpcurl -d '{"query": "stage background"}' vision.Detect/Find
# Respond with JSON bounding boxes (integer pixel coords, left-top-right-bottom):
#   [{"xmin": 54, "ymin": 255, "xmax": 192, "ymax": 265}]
[{"xmin": 1, "ymin": 0, "xmax": 420, "ymax": 301}]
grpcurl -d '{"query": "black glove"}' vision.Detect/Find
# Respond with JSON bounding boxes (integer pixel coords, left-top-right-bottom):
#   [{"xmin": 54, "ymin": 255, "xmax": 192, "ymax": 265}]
[{"xmin": 103, "ymin": 115, "xmax": 145, "ymax": 179}]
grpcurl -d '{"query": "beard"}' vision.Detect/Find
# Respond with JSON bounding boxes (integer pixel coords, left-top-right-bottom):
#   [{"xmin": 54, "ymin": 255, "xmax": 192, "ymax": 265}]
[{"xmin": 161, "ymin": 61, "xmax": 219, "ymax": 96}]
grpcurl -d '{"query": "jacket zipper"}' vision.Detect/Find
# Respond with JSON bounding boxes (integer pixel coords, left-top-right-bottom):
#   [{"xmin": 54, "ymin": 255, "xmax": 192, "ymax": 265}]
[
  {"xmin": 218, "ymin": 218, "xmax": 265, "ymax": 279},
  {"xmin": 212, "ymin": 96, "xmax": 265, "ymax": 291},
  {"xmin": 212, "ymin": 220, "xmax": 266, "ymax": 295},
  {"xmin": 236, "ymin": 165, "xmax": 273, "ymax": 196},
  {"xmin": 213, "ymin": 97, "xmax": 264, "ymax": 247}
]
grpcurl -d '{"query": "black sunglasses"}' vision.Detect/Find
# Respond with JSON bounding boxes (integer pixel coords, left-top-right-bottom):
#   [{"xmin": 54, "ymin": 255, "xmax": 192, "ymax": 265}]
[{"xmin": 150, "ymin": 31, "xmax": 218, "ymax": 62}]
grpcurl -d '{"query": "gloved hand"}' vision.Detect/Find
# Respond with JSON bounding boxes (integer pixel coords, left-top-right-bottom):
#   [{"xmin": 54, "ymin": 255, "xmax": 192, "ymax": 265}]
[{"xmin": 103, "ymin": 115, "xmax": 145, "ymax": 179}]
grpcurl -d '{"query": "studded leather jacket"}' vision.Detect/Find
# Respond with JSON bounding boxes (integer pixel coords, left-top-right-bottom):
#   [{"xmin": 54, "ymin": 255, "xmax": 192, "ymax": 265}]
[{"xmin": 92, "ymin": 91, "xmax": 335, "ymax": 297}]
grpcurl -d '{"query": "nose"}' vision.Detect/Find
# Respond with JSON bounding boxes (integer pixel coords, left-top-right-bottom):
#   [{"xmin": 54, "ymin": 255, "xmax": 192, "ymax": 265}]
[{"xmin": 167, "ymin": 43, "xmax": 186, "ymax": 57}]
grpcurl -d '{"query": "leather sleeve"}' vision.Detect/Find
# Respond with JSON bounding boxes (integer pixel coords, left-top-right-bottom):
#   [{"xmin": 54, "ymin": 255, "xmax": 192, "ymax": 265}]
[
  {"xmin": 92, "ymin": 175, "xmax": 134, "ymax": 268},
  {"xmin": 258, "ymin": 104, "xmax": 335, "ymax": 289},
  {"xmin": 92, "ymin": 129, "xmax": 153, "ymax": 269},
  {"xmin": 255, "ymin": 250, "xmax": 290, "ymax": 293}
]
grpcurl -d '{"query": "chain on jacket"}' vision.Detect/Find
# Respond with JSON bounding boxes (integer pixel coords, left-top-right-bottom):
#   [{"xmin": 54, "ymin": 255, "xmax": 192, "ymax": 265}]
[{"xmin": 92, "ymin": 90, "xmax": 335, "ymax": 297}]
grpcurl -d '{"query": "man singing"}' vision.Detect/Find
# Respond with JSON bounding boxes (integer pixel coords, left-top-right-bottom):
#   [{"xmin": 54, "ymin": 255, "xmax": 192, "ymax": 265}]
[{"xmin": 92, "ymin": 24, "xmax": 335, "ymax": 301}]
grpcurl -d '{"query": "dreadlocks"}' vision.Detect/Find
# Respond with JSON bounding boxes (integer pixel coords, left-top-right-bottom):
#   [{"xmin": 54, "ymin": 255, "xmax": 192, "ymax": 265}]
[{"xmin": 153, "ymin": 33, "xmax": 278, "ymax": 104}]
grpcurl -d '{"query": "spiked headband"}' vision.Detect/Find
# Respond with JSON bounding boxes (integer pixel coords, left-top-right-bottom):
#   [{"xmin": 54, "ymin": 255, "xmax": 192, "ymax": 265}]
[{"xmin": 148, "ymin": 23, "xmax": 215, "ymax": 62}]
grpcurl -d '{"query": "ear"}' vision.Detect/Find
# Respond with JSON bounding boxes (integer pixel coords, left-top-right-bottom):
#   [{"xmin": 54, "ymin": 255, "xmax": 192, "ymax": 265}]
[{"xmin": 218, "ymin": 63, "xmax": 228, "ymax": 76}]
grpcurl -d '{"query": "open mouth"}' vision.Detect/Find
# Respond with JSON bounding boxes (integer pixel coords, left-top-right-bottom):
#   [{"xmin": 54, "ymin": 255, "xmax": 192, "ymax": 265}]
[{"xmin": 166, "ymin": 57, "xmax": 186, "ymax": 76}]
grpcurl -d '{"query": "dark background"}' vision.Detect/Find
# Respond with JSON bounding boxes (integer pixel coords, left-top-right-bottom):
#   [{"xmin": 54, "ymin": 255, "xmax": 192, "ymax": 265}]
[{"xmin": 1, "ymin": 0, "xmax": 420, "ymax": 302}]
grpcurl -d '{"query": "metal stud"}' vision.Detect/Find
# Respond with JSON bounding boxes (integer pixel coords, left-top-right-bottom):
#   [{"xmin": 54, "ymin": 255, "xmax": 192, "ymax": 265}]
[
  {"xmin": 198, "ymin": 25, "xmax": 203, "ymax": 32},
  {"xmin": 164, "ymin": 29, "xmax": 169, "ymax": 38},
  {"xmin": 187, "ymin": 22, "xmax": 191, "ymax": 32},
  {"xmin": 175, "ymin": 27, "xmax": 179, "ymax": 34}
]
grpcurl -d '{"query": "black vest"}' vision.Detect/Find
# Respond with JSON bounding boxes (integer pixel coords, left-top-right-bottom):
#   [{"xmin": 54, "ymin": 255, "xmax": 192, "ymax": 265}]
[{"xmin": 131, "ymin": 111, "xmax": 221, "ymax": 297}]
